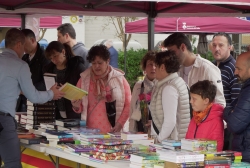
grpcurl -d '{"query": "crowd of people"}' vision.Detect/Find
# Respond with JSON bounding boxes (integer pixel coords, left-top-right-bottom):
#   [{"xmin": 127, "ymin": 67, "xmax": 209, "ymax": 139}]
[{"xmin": 1, "ymin": 24, "xmax": 250, "ymax": 167}]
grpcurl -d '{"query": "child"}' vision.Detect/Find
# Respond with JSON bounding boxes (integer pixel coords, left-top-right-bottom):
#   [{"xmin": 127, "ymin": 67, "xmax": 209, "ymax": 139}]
[{"xmin": 185, "ymin": 80, "xmax": 224, "ymax": 151}]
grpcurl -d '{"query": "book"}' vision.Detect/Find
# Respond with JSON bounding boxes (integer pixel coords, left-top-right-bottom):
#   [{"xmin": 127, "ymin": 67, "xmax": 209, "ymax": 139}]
[
  {"xmin": 90, "ymin": 138, "xmax": 132, "ymax": 145},
  {"xmin": 44, "ymin": 73, "xmax": 56, "ymax": 91},
  {"xmin": 27, "ymin": 110, "xmax": 55, "ymax": 116},
  {"xmin": 27, "ymin": 106, "xmax": 55, "ymax": 111},
  {"xmin": 45, "ymin": 130, "xmax": 73, "ymax": 139},
  {"xmin": 26, "ymin": 119, "xmax": 55, "ymax": 125},
  {"xmin": 130, "ymin": 152, "xmax": 159, "ymax": 163},
  {"xmin": 55, "ymin": 119, "xmax": 80, "ymax": 127},
  {"xmin": 231, "ymin": 162, "xmax": 250, "ymax": 168},
  {"xmin": 162, "ymin": 139, "xmax": 181, "ymax": 147},
  {"xmin": 205, "ymin": 156, "xmax": 232, "ymax": 165},
  {"xmin": 80, "ymin": 132, "xmax": 111, "ymax": 139},
  {"xmin": 27, "ymin": 100, "xmax": 55, "ymax": 106},
  {"xmin": 59, "ymin": 82, "xmax": 88, "ymax": 100},
  {"xmin": 121, "ymin": 132, "xmax": 148, "ymax": 140},
  {"xmin": 27, "ymin": 115, "xmax": 55, "ymax": 120},
  {"xmin": 164, "ymin": 161, "xmax": 204, "ymax": 168},
  {"xmin": 20, "ymin": 137, "xmax": 46, "ymax": 144},
  {"xmin": 66, "ymin": 144, "xmax": 94, "ymax": 152},
  {"xmin": 181, "ymin": 138, "xmax": 217, "ymax": 152}
]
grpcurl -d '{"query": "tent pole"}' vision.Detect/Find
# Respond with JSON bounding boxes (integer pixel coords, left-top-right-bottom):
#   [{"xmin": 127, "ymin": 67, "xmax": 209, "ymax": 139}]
[
  {"xmin": 124, "ymin": 33, "xmax": 127, "ymax": 77},
  {"xmin": 148, "ymin": 2, "xmax": 157, "ymax": 51},
  {"xmin": 21, "ymin": 14, "xmax": 26, "ymax": 29}
]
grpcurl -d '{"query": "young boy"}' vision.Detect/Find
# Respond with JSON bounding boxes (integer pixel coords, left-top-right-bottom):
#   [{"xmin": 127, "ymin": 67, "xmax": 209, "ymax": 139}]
[{"xmin": 185, "ymin": 80, "xmax": 224, "ymax": 151}]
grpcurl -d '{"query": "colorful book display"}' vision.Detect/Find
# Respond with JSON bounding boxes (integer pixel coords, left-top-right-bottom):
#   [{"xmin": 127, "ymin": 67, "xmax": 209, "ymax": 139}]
[{"xmin": 181, "ymin": 138, "xmax": 217, "ymax": 153}]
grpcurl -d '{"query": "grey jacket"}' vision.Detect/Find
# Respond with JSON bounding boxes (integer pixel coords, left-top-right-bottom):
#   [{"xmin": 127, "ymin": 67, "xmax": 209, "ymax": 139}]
[{"xmin": 72, "ymin": 42, "xmax": 90, "ymax": 69}]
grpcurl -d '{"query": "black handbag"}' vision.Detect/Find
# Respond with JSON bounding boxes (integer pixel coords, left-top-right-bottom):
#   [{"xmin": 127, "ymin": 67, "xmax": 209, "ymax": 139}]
[{"xmin": 105, "ymin": 100, "xmax": 116, "ymax": 127}]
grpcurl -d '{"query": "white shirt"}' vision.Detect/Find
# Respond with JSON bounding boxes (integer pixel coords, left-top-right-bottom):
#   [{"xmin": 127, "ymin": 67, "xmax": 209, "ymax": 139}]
[{"xmin": 151, "ymin": 85, "xmax": 179, "ymax": 142}]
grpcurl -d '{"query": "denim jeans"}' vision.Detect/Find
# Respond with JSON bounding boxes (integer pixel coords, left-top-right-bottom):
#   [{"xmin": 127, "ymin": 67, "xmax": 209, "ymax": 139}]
[{"xmin": 0, "ymin": 116, "xmax": 22, "ymax": 168}]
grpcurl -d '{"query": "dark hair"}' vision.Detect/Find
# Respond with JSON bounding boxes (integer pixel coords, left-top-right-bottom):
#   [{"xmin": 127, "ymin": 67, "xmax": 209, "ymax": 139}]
[
  {"xmin": 45, "ymin": 41, "xmax": 75, "ymax": 61},
  {"xmin": 190, "ymin": 80, "xmax": 217, "ymax": 103},
  {"xmin": 155, "ymin": 50, "xmax": 180, "ymax": 73},
  {"xmin": 5, "ymin": 28, "xmax": 25, "ymax": 48},
  {"xmin": 21, "ymin": 29, "xmax": 36, "ymax": 39},
  {"xmin": 163, "ymin": 32, "xmax": 193, "ymax": 52},
  {"xmin": 87, "ymin": 44, "xmax": 110, "ymax": 62},
  {"xmin": 141, "ymin": 51, "xmax": 157, "ymax": 70},
  {"xmin": 57, "ymin": 23, "xmax": 76, "ymax": 39},
  {"xmin": 212, "ymin": 32, "xmax": 232, "ymax": 45}
]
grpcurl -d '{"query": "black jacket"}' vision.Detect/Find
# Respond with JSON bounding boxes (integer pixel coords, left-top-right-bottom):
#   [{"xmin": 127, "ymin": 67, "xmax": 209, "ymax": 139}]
[
  {"xmin": 223, "ymin": 78, "xmax": 250, "ymax": 162},
  {"xmin": 43, "ymin": 56, "xmax": 86, "ymax": 119},
  {"xmin": 22, "ymin": 43, "xmax": 50, "ymax": 91}
]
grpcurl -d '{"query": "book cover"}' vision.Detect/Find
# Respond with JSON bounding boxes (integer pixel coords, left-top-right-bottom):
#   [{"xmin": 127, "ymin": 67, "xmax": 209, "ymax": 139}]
[
  {"xmin": 45, "ymin": 130, "xmax": 73, "ymax": 139},
  {"xmin": 93, "ymin": 144, "xmax": 132, "ymax": 150},
  {"xmin": 162, "ymin": 139, "xmax": 181, "ymax": 147},
  {"xmin": 59, "ymin": 82, "xmax": 88, "ymax": 100},
  {"xmin": 44, "ymin": 73, "xmax": 57, "ymax": 91},
  {"xmin": 80, "ymin": 132, "xmax": 111, "ymax": 139},
  {"xmin": 66, "ymin": 144, "xmax": 94, "ymax": 152},
  {"xmin": 55, "ymin": 119, "xmax": 80, "ymax": 127},
  {"xmin": 130, "ymin": 152, "xmax": 159, "ymax": 162},
  {"xmin": 90, "ymin": 138, "xmax": 132, "ymax": 145}
]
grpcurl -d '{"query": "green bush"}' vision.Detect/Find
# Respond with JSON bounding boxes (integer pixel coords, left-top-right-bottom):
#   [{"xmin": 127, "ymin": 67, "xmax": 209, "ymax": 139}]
[{"xmin": 118, "ymin": 48, "xmax": 148, "ymax": 88}]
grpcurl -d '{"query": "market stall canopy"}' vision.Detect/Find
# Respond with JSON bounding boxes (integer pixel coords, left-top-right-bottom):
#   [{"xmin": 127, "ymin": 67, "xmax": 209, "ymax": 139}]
[
  {"xmin": 125, "ymin": 17, "xmax": 250, "ymax": 34},
  {"xmin": 0, "ymin": 1, "xmax": 250, "ymax": 17},
  {"xmin": 0, "ymin": 16, "xmax": 62, "ymax": 28}
]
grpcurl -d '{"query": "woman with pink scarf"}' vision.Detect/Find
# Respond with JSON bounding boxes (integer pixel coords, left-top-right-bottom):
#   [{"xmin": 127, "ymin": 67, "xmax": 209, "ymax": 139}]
[{"xmin": 72, "ymin": 45, "xmax": 131, "ymax": 133}]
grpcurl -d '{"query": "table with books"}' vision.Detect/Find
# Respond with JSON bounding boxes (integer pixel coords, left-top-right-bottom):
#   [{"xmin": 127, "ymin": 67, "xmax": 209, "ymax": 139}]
[{"xmin": 45, "ymin": 146, "xmax": 130, "ymax": 168}]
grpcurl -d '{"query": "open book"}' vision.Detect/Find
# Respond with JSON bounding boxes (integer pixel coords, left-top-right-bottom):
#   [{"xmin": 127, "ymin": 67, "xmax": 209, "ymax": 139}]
[
  {"xmin": 43, "ymin": 73, "xmax": 57, "ymax": 91},
  {"xmin": 59, "ymin": 82, "xmax": 88, "ymax": 100}
]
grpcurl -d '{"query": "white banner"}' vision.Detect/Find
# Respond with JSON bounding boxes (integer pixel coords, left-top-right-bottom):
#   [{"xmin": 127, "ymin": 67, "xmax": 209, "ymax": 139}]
[{"xmin": 25, "ymin": 16, "xmax": 40, "ymax": 41}]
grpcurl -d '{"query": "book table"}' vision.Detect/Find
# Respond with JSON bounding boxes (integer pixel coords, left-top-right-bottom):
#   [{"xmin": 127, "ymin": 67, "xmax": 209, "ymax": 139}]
[{"xmin": 45, "ymin": 146, "xmax": 130, "ymax": 168}]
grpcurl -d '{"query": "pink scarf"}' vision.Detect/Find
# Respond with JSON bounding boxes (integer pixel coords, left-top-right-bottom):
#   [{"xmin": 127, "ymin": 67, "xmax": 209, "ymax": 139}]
[{"xmin": 90, "ymin": 65, "xmax": 111, "ymax": 100}]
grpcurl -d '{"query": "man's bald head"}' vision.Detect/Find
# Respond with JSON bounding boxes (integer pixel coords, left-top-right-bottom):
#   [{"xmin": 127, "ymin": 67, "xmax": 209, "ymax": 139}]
[{"xmin": 235, "ymin": 52, "xmax": 250, "ymax": 83}]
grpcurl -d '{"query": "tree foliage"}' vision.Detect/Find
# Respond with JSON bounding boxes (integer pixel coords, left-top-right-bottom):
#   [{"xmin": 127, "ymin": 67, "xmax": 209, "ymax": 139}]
[
  {"xmin": 118, "ymin": 48, "xmax": 148, "ymax": 88},
  {"xmin": 102, "ymin": 17, "xmax": 137, "ymax": 49}
]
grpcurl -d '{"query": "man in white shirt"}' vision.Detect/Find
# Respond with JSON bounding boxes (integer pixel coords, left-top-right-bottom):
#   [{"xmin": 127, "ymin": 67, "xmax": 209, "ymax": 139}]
[{"xmin": 163, "ymin": 32, "xmax": 226, "ymax": 107}]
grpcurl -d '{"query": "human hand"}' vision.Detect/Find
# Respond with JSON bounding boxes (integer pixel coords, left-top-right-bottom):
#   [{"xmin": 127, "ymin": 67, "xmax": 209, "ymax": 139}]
[
  {"xmin": 50, "ymin": 83, "xmax": 64, "ymax": 100},
  {"xmin": 71, "ymin": 99, "xmax": 82, "ymax": 110},
  {"xmin": 145, "ymin": 120, "xmax": 151, "ymax": 127},
  {"xmin": 110, "ymin": 122, "xmax": 122, "ymax": 132}
]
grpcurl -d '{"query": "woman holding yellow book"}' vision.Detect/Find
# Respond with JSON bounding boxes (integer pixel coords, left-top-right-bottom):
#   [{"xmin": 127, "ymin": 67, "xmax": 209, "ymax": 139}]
[
  {"xmin": 43, "ymin": 41, "xmax": 86, "ymax": 119},
  {"xmin": 72, "ymin": 44, "xmax": 131, "ymax": 133}
]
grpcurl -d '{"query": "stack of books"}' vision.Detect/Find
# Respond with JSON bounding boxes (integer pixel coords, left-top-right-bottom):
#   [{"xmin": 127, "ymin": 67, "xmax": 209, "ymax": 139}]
[
  {"xmin": 156, "ymin": 149, "xmax": 204, "ymax": 164},
  {"xmin": 44, "ymin": 129, "xmax": 74, "ymax": 146},
  {"xmin": 15, "ymin": 112, "xmax": 27, "ymax": 124},
  {"xmin": 161, "ymin": 139, "xmax": 181, "ymax": 151},
  {"xmin": 204, "ymin": 156, "xmax": 231, "ymax": 168},
  {"xmin": 206, "ymin": 151, "xmax": 242, "ymax": 164},
  {"xmin": 26, "ymin": 100, "xmax": 56, "ymax": 127},
  {"xmin": 79, "ymin": 132, "xmax": 110, "ymax": 145},
  {"xmin": 90, "ymin": 139, "xmax": 132, "ymax": 161},
  {"xmin": 129, "ymin": 151, "xmax": 162, "ymax": 168},
  {"xmin": 63, "ymin": 144, "xmax": 94, "ymax": 156},
  {"xmin": 121, "ymin": 132, "xmax": 154, "ymax": 146},
  {"xmin": 181, "ymin": 138, "xmax": 217, "ymax": 153},
  {"xmin": 54, "ymin": 119, "xmax": 85, "ymax": 131}
]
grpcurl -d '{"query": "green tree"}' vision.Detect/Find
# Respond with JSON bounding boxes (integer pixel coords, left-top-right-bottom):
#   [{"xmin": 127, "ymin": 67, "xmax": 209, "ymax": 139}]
[{"xmin": 118, "ymin": 48, "xmax": 148, "ymax": 88}]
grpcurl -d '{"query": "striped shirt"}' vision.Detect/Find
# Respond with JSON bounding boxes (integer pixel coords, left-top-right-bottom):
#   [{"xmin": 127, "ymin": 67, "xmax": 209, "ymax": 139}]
[{"xmin": 214, "ymin": 55, "xmax": 241, "ymax": 106}]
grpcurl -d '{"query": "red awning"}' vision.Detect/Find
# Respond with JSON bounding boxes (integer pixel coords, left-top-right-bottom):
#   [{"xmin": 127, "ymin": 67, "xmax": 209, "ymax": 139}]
[
  {"xmin": 0, "ymin": 16, "xmax": 62, "ymax": 28},
  {"xmin": 125, "ymin": 17, "xmax": 250, "ymax": 34}
]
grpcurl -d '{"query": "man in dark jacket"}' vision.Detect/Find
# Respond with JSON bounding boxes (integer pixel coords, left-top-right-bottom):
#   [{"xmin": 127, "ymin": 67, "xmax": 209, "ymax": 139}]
[
  {"xmin": 223, "ymin": 52, "xmax": 250, "ymax": 162},
  {"xmin": 16, "ymin": 29, "xmax": 50, "ymax": 111}
]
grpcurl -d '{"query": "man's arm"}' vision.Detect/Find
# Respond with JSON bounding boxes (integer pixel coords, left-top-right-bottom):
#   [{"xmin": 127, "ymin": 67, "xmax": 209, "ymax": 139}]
[
  {"xmin": 205, "ymin": 66, "xmax": 226, "ymax": 107},
  {"xmin": 18, "ymin": 63, "xmax": 53, "ymax": 103}
]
